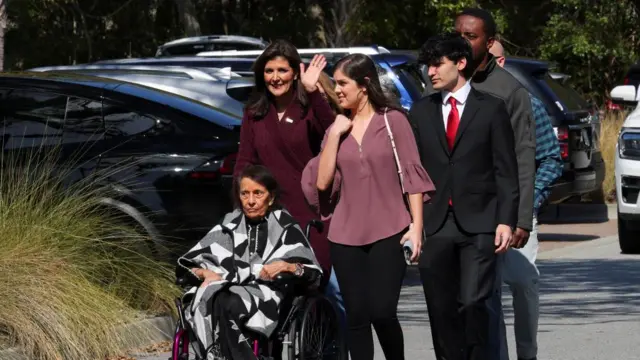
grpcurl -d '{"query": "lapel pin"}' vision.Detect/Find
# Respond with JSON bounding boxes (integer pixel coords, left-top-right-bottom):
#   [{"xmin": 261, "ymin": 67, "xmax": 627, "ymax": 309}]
[{"xmin": 285, "ymin": 117, "xmax": 294, "ymax": 123}]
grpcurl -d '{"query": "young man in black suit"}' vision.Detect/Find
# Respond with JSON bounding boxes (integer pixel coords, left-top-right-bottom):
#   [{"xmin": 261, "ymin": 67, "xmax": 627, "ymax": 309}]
[{"xmin": 408, "ymin": 32, "xmax": 520, "ymax": 360}]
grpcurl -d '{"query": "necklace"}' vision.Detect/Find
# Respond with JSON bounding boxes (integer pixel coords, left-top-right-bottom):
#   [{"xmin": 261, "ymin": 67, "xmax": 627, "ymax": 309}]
[{"xmin": 247, "ymin": 223, "xmax": 260, "ymax": 256}]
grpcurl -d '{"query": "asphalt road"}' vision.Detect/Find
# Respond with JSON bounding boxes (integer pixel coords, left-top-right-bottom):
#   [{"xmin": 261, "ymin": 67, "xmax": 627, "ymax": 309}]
[{"xmin": 137, "ymin": 232, "xmax": 640, "ymax": 360}]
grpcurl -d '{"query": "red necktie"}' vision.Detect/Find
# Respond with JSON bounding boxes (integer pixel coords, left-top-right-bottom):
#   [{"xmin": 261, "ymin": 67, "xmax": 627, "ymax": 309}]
[
  {"xmin": 446, "ymin": 96, "xmax": 460, "ymax": 150},
  {"xmin": 447, "ymin": 96, "xmax": 459, "ymax": 206}
]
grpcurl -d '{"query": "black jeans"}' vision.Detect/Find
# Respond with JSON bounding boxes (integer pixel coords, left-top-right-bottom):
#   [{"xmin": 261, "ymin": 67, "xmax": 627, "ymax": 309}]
[{"xmin": 330, "ymin": 230, "xmax": 407, "ymax": 360}]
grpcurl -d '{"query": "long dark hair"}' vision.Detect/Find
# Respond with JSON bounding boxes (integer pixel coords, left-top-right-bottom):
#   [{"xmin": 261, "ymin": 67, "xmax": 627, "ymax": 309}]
[
  {"xmin": 232, "ymin": 165, "xmax": 281, "ymax": 210},
  {"xmin": 333, "ymin": 54, "xmax": 406, "ymax": 115},
  {"xmin": 246, "ymin": 39, "xmax": 309, "ymax": 119}
]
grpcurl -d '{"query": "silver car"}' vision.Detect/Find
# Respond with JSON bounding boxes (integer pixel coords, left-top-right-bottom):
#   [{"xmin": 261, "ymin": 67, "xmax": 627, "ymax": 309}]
[
  {"xmin": 156, "ymin": 35, "xmax": 268, "ymax": 57},
  {"xmin": 28, "ymin": 65, "xmax": 253, "ymax": 118}
]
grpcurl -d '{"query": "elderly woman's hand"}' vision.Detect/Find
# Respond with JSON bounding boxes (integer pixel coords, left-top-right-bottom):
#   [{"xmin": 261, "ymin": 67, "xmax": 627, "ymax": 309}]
[
  {"xmin": 259, "ymin": 261, "xmax": 297, "ymax": 281},
  {"xmin": 192, "ymin": 268, "xmax": 223, "ymax": 287}
]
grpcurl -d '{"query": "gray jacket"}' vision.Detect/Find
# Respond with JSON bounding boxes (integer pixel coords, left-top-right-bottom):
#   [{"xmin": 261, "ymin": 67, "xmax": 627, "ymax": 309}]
[{"xmin": 424, "ymin": 55, "xmax": 535, "ymax": 230}]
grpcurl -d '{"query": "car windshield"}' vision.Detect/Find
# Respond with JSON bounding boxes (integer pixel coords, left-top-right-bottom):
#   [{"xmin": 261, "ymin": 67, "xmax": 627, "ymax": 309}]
[{"xmin": 538, "ymin": 73, "xmax": 589, "ymax": 112}]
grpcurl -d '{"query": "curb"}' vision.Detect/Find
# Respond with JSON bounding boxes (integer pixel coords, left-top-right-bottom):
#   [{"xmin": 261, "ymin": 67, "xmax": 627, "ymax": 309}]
[
  {"xmin": 537, "ymin": 235, "xmax": 619, "ymax": 260},
  {"xmin": 538, "ymin": 203, "xmax": 616, "ymax": 224},
  {"xmin": 0, "ymin": 315, "xmax": 176, "ymax": 360}
]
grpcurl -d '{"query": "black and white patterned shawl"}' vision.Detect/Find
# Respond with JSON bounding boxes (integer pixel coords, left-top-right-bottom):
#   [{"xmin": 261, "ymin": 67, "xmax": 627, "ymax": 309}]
[{"xmin": 176, "ymin": 208, "xmax": 322, "ymax": 353}]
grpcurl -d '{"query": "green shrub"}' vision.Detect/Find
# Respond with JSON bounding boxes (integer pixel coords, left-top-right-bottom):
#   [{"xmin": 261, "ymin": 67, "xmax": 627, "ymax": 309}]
[
  {"xmin": 0, "ymin": 148, "xmax": 179, "ymax": 360},
  {"xmin": 600, "ymin": 111, "xmax": 626, "ymax": 202}
]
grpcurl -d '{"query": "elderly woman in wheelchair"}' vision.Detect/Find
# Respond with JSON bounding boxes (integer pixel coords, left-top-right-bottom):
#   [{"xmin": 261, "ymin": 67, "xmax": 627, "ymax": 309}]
[{"xmin": 175, "ymin": 165, "xmax": 326, "ymax": 360}]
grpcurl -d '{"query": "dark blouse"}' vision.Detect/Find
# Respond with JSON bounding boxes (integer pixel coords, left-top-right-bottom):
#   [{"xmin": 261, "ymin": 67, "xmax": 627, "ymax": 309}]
[{"xmin": 233, "ymin": 90, "xmax": 336, "ymax": 271}]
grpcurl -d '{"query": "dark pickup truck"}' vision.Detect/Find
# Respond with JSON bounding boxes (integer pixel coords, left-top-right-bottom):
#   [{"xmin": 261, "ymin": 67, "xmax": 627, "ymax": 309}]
[{"xmin": 503, "ymin": 57, "xmax": 605, "ymax": 204}]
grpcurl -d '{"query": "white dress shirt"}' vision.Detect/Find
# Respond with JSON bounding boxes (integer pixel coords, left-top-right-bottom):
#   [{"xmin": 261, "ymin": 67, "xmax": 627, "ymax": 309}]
[{"xmin": 441, "ymin": 81, "xmax": 472, "ymax": 130}]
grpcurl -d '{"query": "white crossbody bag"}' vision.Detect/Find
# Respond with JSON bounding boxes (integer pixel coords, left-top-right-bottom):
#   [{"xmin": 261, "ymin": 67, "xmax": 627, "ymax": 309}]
[{"xmin": 382, "ymin": 107, "xmax": 418, "ymax": 264}]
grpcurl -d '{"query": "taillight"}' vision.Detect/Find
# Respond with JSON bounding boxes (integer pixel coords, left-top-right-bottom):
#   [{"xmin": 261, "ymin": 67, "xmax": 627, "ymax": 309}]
[
  {"xmin": 220, "ymin": 153, "xmax": 237, "ymax": 175},
  {"xmin": 188, "ymin": 153, "xmax": 237, "ymax": 180},
  {"xmin": 560, "ymin": 143, "xmax": 569, "ymax": 159},
  {"xmin": 556, "ymin": 126, "xmax": 569, "ymax": 160},
  {"xmin": 556, "ymin": 127, "xmax": 569, "ymax": 141},
  {"xmin": 188, "ymin": 171, "xmax": 219, "ymax": 180},
  {"xmin": 624, "ymin": 77, "xmax": 629, "ymax": 85}
]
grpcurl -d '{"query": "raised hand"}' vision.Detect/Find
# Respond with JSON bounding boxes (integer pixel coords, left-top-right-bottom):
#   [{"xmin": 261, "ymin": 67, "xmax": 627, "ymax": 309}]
[{"xmin": 300, "ymin": 54, "xmax": 328, "ymax": 93}]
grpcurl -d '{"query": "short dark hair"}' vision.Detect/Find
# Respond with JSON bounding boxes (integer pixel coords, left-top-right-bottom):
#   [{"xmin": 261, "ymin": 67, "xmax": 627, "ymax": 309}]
[
  {"xmin": 418, "ymin": 32, "xmax": 473, "ymax": 78},
  {"xmin": 232, "ymin": 165, "xmax": 281, "ymax": 210},
  {"xmin": 457, "ymin": 8, "xmax": 497, "ymax": 38},
  {"xmin": 246, "ymin": 39, "xmax": 308, "ymax": 119}
]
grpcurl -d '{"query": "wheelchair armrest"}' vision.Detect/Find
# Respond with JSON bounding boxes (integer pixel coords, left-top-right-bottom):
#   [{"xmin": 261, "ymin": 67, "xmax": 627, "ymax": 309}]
[
  {"xmin": 176, "ymin": 272, "xmax": 202, "ymax": 288},
  {"xmin": 304, "ymin": 219, "xmax": 324, "ymax": 238},
  {"xmin": 271, "ymin": 272, "xmax": 305, "ymax": 293}
]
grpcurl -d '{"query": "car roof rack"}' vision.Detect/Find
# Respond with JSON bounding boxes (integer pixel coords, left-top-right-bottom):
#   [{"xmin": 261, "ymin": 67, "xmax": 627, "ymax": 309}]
[
  {"xmin": 197, "ymin": 46, "xmax": 391, "ymax": 58},
  {"xmin": 160, "ymin": 35, "xmax": 268, "ymax": 48}
]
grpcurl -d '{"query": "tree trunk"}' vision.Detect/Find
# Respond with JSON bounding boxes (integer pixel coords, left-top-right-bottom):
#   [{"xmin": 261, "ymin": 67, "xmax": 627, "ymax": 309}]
[
  {"xmin": 174, "ymin": 0, "xmax": 201, "ymax": 37},
  {"xmin": 0, "ymin": 0, "xmax": 6, "ymax": 71},
  {"xmin": 304, "ymin": 0, "xmax": 326, "ymax": 47}
]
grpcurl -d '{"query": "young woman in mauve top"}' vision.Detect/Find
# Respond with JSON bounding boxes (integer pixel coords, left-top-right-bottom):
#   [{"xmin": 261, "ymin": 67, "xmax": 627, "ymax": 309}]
[
  {"xmin": 232, "ymin": 40, "xmax": 345, "ymax": 319},
  {"xmin": 309, "ymin": 54, "xmax": 435, "ymax": 360}
]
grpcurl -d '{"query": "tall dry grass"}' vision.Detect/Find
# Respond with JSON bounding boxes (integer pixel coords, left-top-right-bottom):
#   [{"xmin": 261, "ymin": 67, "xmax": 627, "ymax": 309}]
[
  {"xmin": 599, "ymin": 111, "xmax": 627, "ymax": 201},
  {"xmin": 0, "ymin": 147, "xmax": 179, "ymax": 360}
]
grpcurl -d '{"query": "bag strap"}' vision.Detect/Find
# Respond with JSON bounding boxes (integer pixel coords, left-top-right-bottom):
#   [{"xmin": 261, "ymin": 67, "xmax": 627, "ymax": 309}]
[{"xmin": 382, "ymin": 107, "xmax": 406, "ymax": 194}]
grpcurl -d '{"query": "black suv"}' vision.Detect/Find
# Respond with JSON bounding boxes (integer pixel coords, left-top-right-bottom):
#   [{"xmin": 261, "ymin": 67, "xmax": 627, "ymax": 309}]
[
  {"xmin": 622, "ymin": 62, "xmax": 640, "ymax": 89},
  {"xmin": 503, "ymin": 57, "xmax": 605, "ymax": 204},
  {"xmin": 0, "ymin": 73, "xmax": 241, "ymax": 255}
]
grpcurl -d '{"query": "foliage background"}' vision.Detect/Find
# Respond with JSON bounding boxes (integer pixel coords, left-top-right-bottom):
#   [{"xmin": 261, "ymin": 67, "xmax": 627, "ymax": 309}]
[{"xmin": 0, "ymin": 0, "xmax": 639, "ymax": 103}]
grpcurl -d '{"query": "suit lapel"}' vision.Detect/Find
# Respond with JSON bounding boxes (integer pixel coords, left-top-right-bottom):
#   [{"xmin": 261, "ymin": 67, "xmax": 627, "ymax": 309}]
[
  {"xmin": 452, "ymin": 89, "xmax": 480, "ymax": 151},
  {"xmin": 428, "ymin": 94, "xmax": 450, "ymax": 155}
]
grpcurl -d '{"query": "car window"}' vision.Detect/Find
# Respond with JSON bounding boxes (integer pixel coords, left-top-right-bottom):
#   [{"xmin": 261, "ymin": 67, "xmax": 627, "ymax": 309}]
[
  {"xmin": 538, "ymin": 73, "xmax": 589, "ymax": 112},
  {"xmin": 110, "ymin": 83, "xmax": 242, "ymax": 130},
  {"xmin": 391, "ymin": 64, "xmax": 424, "ymax": 102},
  {"xmin": 102, "ymin": 102, "xmax": 167, "ymax": 138},
  {"xmin": 163, "ymin": 43, "xmax": 214, "ymax": 56},
  {"xmin": 377, "ymin": 65, "xmax": 402, "ymax": 102},
  {"xmin": 62, "ymin": 97, "xmax": 104, "ymax": 144},
  {"xmin": 214, "ymin": 43, "xmax": 263, "ymax": 51},
  {"xmin": 0, "ymin": 88, "xmax": 65, "ymax": 150}
]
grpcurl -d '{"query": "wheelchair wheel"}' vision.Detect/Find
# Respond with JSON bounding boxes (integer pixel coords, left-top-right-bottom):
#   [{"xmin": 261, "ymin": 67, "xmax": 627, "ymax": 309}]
[{"xmin": 287, "ymin": 295, "xmax": 344, "ymax": 360}]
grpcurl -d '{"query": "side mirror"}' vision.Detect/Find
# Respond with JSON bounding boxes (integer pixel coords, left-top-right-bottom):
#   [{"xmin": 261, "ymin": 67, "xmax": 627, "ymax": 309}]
[{"xmin": 610, "ymin": 85, "xmax": 638, "ymax": 106}]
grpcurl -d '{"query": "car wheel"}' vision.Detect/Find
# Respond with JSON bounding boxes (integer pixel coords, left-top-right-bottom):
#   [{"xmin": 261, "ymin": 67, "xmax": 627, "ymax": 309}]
[{"xmin": 617, "ymin": 212, "xmax": 640, "ymax": 254}]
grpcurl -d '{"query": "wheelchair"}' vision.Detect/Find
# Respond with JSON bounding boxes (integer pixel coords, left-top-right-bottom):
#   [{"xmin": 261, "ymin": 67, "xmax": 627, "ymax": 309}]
[{"xmin": 171, "ymin": 220, "xmax": 346, "ymax": 360}]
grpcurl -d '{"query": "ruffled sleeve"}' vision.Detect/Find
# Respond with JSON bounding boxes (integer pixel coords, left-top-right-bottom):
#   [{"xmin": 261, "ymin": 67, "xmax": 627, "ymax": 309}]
[
  {"xmin": 402, "ymin": 163, "xmax": 435, "ymax": 202},
  {"xmin": 301, "ymin": 155, "xmax": 341, "ymax": 220},
  {"xmin": 389, "ymin": 110, "xmax": 436, "ymax": 201}
]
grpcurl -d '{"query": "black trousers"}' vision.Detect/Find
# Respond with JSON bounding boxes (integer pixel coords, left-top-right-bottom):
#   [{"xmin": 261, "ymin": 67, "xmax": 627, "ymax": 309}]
[
  {"xmin": 419, "ymin": 211, "xmax": 497, "ymax": 360},
  {"xmin": 211, "ymin": 291, "xmax": 257, "ymax": 360},
  {"xmin": 330, "ymin": 231, "xmax": 407, "ymax": 360}
]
